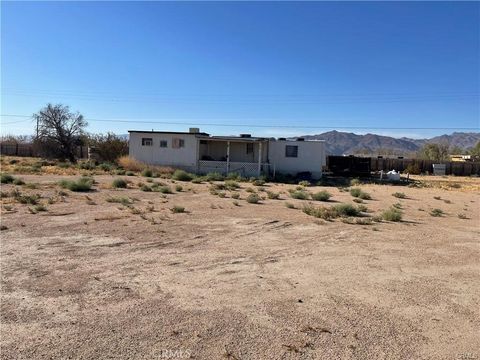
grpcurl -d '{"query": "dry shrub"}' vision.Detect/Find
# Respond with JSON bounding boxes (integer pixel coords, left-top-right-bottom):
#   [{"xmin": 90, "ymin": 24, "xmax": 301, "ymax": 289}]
[{"xmin": 117, "ymin": 156, "xmax": 145, "ymax": 172}]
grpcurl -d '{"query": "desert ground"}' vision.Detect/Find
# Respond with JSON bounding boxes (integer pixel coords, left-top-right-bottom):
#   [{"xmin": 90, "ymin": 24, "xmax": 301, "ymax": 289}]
[{"xmin": 1, "ymin": 161, "xmax": 479, "ymax": 359}]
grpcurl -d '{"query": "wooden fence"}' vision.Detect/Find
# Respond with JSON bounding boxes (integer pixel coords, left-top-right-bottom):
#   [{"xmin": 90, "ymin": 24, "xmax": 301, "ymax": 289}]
[
  {"xmin": 0, "ymin": 143, "xmax": 88, "ymax": 159},
  {"xmin": 328, "ymin": 155, "xmax": 480, "ymax": 176}
]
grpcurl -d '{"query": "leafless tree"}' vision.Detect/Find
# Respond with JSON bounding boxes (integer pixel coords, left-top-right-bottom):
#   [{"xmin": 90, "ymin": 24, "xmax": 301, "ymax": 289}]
[{"xmin": 33, "ymin": 104, "xmax": 87, "ymax": 161}]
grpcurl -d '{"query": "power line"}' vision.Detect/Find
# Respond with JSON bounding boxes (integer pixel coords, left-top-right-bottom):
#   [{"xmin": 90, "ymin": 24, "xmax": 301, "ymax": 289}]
[{"xmin": 1, "ymin": 114, "xmax": 478, "ymax": 130}]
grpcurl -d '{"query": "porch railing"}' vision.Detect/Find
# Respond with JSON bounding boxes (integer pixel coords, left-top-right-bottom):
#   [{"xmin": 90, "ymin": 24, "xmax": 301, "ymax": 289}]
[{"xmin": 197, "ymin": 160, "xmax": 269, "ymax": 177}]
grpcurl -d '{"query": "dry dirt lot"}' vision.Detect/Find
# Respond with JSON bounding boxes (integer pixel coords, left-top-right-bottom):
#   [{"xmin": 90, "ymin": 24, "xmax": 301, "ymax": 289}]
[{"xmin": 1, "ymin": 173, "xmax": 479, "ymax": 359}]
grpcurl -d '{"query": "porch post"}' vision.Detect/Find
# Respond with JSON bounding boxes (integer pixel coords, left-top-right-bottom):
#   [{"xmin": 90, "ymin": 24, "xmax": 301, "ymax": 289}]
[
  {"xmin": 257, "ymin": 141, "xmax": 262, "ymax": 177},
  {"xmin": 226, "ymin": 141, "xmax": 230, "ymax": 174}
]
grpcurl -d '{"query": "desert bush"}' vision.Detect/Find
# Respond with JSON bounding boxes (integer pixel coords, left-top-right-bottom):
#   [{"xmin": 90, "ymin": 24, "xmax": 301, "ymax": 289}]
[
  {"xmin": 77, "ymin": 160, "xmax": 96, "ymax": 170},
  {"xmin": 33, "ymin": 204, "xmax": 47, "ymax": 212},
  {"xmin": 231, "ymin": 192, "xmax": 240, "ymax": 199},
  {"xmin": 350, "ymin": 188, "xmax": 371, "ymax": 200},
  {"xmin": 353, "ymin": 198, "xmax": 363, "ymax": 203},
  {"xmin": 175, "ymin": 185, "xmax": 183, "ymax": 192},
  {"xmin": 392, "ymin": 202, "xmax": 402, "ymax": 209},
  {"xmin": 311, "ymin": 191, "xmax": 331, "ymax": 202},
  {"xmin": 232, "ymin": 200, "xmax": 240, "ymax": 206},
  {"xmin": 191, "ymin": 177, "xmax": 203, "ymax": 184},
  {"xmin": 430, "ymin": 208, "xmax": 444, "ymax": 217},
  {"xmin": 170, "ymin": 205, "xmax": 185, "ymax": 213},
  {"xmin": 172, "ymin": 170, "xmax": 194, "ymax": 181},
  {"xmin": 443, "ymin": 199, "xmax": 451, "ymax": 204},
  {"xmin": 217, "ymin": 191, "xmax": 226, "ymax": 198},
  {"xmin": 141, "ymin": 168, "xmax": 153, "ymax": 177},
  {"xmin": 381, "ymin": 207, "xmax": 403, "ymax": 222},
  {"xmin": 115, "ymin": 169, "xmax": 126, "ymax": 175},
  {"xmin": 333, "ymin": 203, "xmax": 360, "ymax": 217},
  {"xmin": 357, "ymin": 204, "xmax": 368, "ymax": 213},
  {"xmin": 106, "ymin": 196, "xmax": 133, "ymax": 205},
  {"xmin": 289, "ymin": 190, "xmax": 309, "ymax": 200},
  {"xmin": 126, "ymin": 171, "xmax": 135, "ymax": 176},
  {"xmin": 245, "ymin": 187, "xmax": 256, "ymax": 193},
  {"xmin": 155, "ymin": 186, "xmax": 172, "ymax": 194},
  {"xmin": 205, "ymin": 172, "xmax": 224, "ymax": 181},
  {"xmin": 246, "ymin": 193, "xmax": 260, "ymax": 204},
  {"xmin": 59, "ymin": 177, "xmax": 93, "ymax": 192},
  {"xmin": 458, "ymin": 213, "xmax": 467, "ymax": 219},
  {"xmin": 15, "ymin": 193, "xmax": 40, "ymax": 205},
  {"xmin": 392, "ymin": 192, "xmax": 406, "ymax": 199},
  {"xmin": 405, "ymin": 163, "xmax": 421, "ymax": 175},
  {"xmin": 285, "ymin": 202, "xmax": 295, "ymax": 209},
  {"xmin": 98, "ymin": 162, "xmax": 114, "ymax": 172},
  {"xmin": 224, "ymin": 180, "xmax": 240, "ymax": 190},
  {"xmin": 140, "ymin": 184, "xmax": 152, "ymax": 192},
  {"xmin": 266, "ymin": 191, "xmax": 280, "ymax": 200},
  {"xmin": 298, "ymin": 180, "xmax": 310, "ymax": 187},
  {"xmin": 112, "ymin": 178, "xmax": 128, "ymax": 189},
  {"xmin": 13, "ymin": 178, "xmax": 25, "ymax": 185},
  {"xmin": 117, "ymin": 156, "xmax": 145, "ymax": 172},
  {"xmin": 88, "ymin": 133, "xmax": 128, "ymax": 163},
  {"xmin": 302, "ymin": 204, "xmax": 338, "ymax": 220},
  {"xmin": 0, "ymin": 174, "xmax": 14, "ymax": 184},
  {"xmin": 350, "ymin": 178, "xmax": 361, "ymax": 186},
  {"xmin": 252, "ymin": 179, "xmax": 265, "ymax": 186},
  {"xmin": 449, "ymin": 183, "xmax": 461, "ymax": 189}
]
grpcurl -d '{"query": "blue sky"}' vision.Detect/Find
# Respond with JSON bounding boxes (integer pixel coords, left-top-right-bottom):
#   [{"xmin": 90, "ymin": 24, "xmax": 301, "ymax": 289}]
[{"xmin": 1, "ymin": 1, "xmax": 479, "ymax": 139}]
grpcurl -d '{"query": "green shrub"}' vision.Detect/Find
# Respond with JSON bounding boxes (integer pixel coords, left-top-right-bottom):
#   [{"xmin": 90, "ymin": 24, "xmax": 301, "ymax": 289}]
[
  {"xmin": 172, "ymin": 170, "xmax": 194, "ymax": 181},
  {"xmin": 245, "ymin": 187, "xmax": 256, "ymax": 193},
  {"xmin": 350, "ymin": 188, "xmax": 371, "ymax": 200},
  {"xmin": 311, "ymin": 191, "xmax": 331, "ymax": 202},
  {"xmin": 205, "ymin": 172, "xmax": 224, "ymax": 181},
  {"xmin": 405, "ymin": 163, "xmax": 421, "ymax": 175},
  {"xmin": 112, "ymin": 178, "xmax": 128, "ymax": 188},
  {"xmin": 246, "ymin": 193, "xmax": 260, "ymax": 204},
  {"xmin": 333, "ymin": 203, "xmax": 360, "ymax": 217},
  {"xmin": 175, "ymin": 184, "xmax": 183, "ymax": 192},
  {"xmin": 226, "ymin": 172, "xmax": 242, "ymax": 181},
  {"xmin": 285, "ymin": 202, "xmax": 295, "ymax": 209},
  {"xmin": 57, "ymin": 162, "xmax": 72, "ymax": 169},
  {"xmin": 289, "ymin": 190, "xmax": 309, "ymax": 200},
  {"xmin": 381, "ymin": 207, "xmax": 403, "ymax": 222},
  {"xmin": 392, "ymin": 192, "xmax": 406, "ymax": 199},
  {"xmin": 99, "ymin": 163, "xmax": 114, "ymax": 171},
  {"xmin": 231, "ymin": 192, "xmax": 240, "ymax": 199},
  {"xmin": 302, "ymin": 204, "xmax": 338, "ymax": 220},
  {"xmin": 357, "ymin": 204, "xmax": 368, "ymax": 213},
  {"xmin": 15, "ymin": 193, "xmax": 40, "ymax": 205},
  {"xmin": 252, "ymin": 179, "xmax": 265, "ymax": 186},
  {"xmin": 140, "ymin": 184, "xmax": 152, "ymax": 192},
  {"xmin": 106, "ymin": 196, "xmax": 132, "ymax": 205},
  {"xmin": 430, "ymin": 208, "xmax": 444, "ymax": 217},
  {"xmin": 115, "ymin": 169, "xmax": 126, "ymax": 175},
  {"xmin": 217, "ymin": 191, "xmax": 226, "ymax": 198},
  {"xmin": 298, "ymin": 180, "xmax": 311, "ymax": 187},
  {"xmin": 266, "ymin": 191, "xmax": 280, "ymax": 200},
  {"xmin": 1, "ymin": 174, "xmax": 14, "ymax": 184},
  {"xmin": 33, "ymin": 204, "xmax": 47, "ymax": 212},
  {"xmin": 353, "ymin": 198, "xmax": 363, "ymax": 203},
  {"xmin": 141, "ymin": 168, "xmax": 153, "ymax": 177},
  {"xmin": 13, "ymin": 178, "xmax": 25, "ymax": 185},
  {"xmin": 77, "ymin": 161, "xmax": 96, "ymax": 170},
  {"xmin": 126, "ymin": 171, "xmax": 135, "ymax": 176},
  {"xmin": 350, "ymin": 178, "xmax": 361, "ymax": 186},
  {"xmin": 59, "ymin": 177, "xmax": 93, "ymax": 192},
  {"xmin": 155, "ymin": 186, "xmax": 172, "ymax": 194},
  {"xmin": 170, "ymin": 205, "xmax": 185, "ymax": 213},
  {"xmin": 225, "ymin": 180, "xmax": 240, "ymax": 190},
  {"xmin": 191, "ymin": 177, "xmax": 203, "ymax": 184}
]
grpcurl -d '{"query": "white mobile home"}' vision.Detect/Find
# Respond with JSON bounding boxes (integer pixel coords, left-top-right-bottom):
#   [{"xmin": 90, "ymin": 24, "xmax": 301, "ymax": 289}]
[{"xmin": 128, "ymin": 129, "xmax": 325, "ymax": 178}]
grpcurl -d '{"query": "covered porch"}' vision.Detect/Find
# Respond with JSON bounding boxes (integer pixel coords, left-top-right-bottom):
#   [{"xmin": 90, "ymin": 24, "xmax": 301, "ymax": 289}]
[{"xmin": 197, "ymin": 136, "xmax": 270, "ymax": 177}]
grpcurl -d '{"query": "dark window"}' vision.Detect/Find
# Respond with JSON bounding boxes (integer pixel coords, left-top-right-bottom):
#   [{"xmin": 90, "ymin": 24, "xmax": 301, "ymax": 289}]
[
  {"xmin": 285, "ymin": 145, "xmax": 298, "ymax": 158},
  {"xmin": 142, "ymin": 138, "xmax": 153, "ymax": 146},
  {"xmin": 160, "ymin": 140, "xmax": 168, "ymax": 148},
  {"xmin": 200, "ymin": 140, "xmax": 208, "ymax": 145},
  {"xmin": 246, "ymin": 143, "xmax": 254, "ymax": 154},
  {"xmin": 172, "ymin": 138, "xmax": 185, "ymax": 148}
]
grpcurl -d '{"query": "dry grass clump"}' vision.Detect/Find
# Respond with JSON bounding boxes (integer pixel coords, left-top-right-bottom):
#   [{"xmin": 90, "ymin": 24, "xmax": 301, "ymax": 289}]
[
  {"xmin": 350, "ymin": 188, "xmax": 372, "ymax": 200},
  {"xmin": 246, "ymin": 193, "xmax": 260, "ymax": 204},
  {"xmin": 289, "ymin": 189, "xmax": 309, "ymax": 200},
  {"xmin": 111, "ymin": 178, "xmax": 128, "ymax": 189},
  {"xmin": 430, "ymin": 208, "xmax": 444, "ymax": 217},
  {"xmin": 172, "ymin": 170, "xmax": 194, "ymax": 181},
  {"xmin": 59, "ymin": 177, "xmax": 94, "ymax": 192},
  {"xmin": 392, "ymin": 192, "xmax": 406, "ymax": 199},
  {"xmin": 285, "ymin": 202, "xmax": 295, "ymax": 209},
  {"xmin": 302, "ymin": 203, "xmax": 360, "ymax": 220},
  {"xmin": 266, "ymin": 191, "xmax": 280, "ymax": 200},
  {"xmin": 381, "ymin": 207, "xmax": 403, "ymax": 222},
  {"xmin": 170, "ymin": 205, "xmax": 185, "ymax": 213},
  {"xmin": 311, "ymin": 191, "xmax": 331, "ymax": 202},
  {"xmin": 117, "ymin": 156, "xmax": 145, "ymax": 172}
]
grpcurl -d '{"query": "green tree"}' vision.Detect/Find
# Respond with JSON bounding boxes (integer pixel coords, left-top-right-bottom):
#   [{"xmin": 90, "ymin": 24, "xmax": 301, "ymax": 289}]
[
  {"xmin": 469, "ymin": 141, "xmax": 480, "ymax": 157},
  {"xmin": 417, "ymin": 143, "xmax": 449, "ymax": 162}
]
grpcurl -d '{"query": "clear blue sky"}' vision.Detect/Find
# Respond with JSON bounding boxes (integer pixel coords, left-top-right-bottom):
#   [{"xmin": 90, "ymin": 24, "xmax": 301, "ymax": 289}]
[{"xmin": 1, "ymin": 1, "xmax": 479, "ymax": 139}]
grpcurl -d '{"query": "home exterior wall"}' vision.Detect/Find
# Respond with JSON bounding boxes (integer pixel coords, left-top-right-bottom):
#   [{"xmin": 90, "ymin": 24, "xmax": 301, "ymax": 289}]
[
  {"xmin": 128, "ymin": 132, "xmax": 200, "ymax": 171},
  {"xmin": 269, "ymin": 140, "xmax": 325, "ymax": 178}
]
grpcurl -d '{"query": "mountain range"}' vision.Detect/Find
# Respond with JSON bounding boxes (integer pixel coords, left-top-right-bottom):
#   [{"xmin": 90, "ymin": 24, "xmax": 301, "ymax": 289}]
[{"xmin": 300, "ymin": 131, "xmax": 480, "ymax": 156}]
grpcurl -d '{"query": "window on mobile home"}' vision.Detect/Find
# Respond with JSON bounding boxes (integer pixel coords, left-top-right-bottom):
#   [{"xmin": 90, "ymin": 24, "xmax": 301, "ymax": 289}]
[
  {"xmin": 142, "ymin": 138, "xmax": 153, "ymax": 146},
  {"xmin": 285, "ymin": 145, "xmax": 298, "ymax": 158}
]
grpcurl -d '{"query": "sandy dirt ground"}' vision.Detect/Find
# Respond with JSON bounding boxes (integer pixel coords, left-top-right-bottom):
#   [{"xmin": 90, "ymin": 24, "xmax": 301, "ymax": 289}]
[{"xmin": 1, "ymin": 174, "xmax": 479, "ymax": 359}]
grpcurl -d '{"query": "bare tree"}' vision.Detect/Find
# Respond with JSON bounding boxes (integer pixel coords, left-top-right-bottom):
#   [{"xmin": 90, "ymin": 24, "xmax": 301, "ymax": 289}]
[{"xmin": 33, "ymin": 104, "xmax": 87, "ymax": 162}]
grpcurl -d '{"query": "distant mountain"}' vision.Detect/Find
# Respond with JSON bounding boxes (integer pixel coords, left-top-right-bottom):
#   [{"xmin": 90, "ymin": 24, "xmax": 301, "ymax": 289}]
[{"xmin": 301, "ymin": 131, "xmax": 480, "ymax": 155}]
